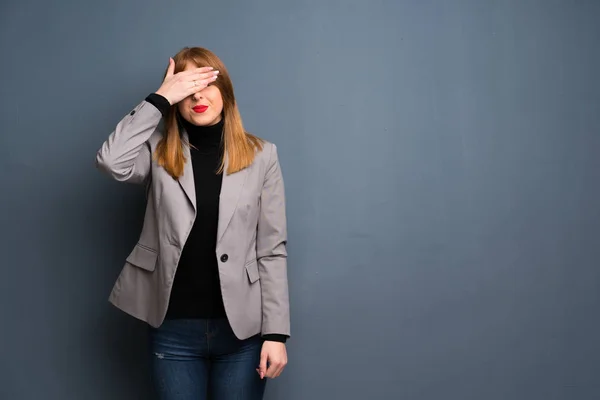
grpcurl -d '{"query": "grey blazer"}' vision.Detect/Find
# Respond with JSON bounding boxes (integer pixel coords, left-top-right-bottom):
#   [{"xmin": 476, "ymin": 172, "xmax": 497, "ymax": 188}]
[{"xmin": 95, "ymin": 100, "xmax": 290, "ymax": 340}]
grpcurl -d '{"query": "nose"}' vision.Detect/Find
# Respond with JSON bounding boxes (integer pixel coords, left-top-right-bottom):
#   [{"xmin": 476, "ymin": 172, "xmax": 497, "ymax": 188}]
[{"xmin": 192, "ymin": 91, "xmax": 204, "ymax": 101}]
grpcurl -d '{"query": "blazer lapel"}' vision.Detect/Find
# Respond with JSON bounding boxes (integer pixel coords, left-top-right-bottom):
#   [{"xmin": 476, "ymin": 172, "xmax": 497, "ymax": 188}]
[
  {"xmin": 217, "ymin": 155, "xmax": 248, "ymax": 243},
  {"xmin": 177, "ymin": 131, "xmax": 196, "ymax": 211}
]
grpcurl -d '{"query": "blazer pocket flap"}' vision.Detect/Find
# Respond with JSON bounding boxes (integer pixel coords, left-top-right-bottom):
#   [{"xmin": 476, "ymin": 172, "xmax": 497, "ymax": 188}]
[
  {"xmin": 126, "ymin": 244, "xmax": 158, "ymax": 271},
  {"xmin": 245, "ymin": 260, "xmax": 260, "ymax": 283}
]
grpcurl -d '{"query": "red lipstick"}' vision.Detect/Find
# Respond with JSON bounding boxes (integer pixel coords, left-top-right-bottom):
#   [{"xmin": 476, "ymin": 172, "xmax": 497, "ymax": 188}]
[{"xmin": 193, "ymin": 105, "xmax": 208, "ymax": 113}]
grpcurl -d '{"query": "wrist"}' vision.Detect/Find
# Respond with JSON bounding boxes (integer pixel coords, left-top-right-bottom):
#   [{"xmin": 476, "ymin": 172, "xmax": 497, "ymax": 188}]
[
  {"xmin": 145, "ymin": 93, "xmax": 171, "ymax": 116},
  {"xmin": 154, "ymin": 90, "xmax": 172, "ymax": 105},
  {"xmin": 262, "ymin": 334, "xmax": 288, "ymax": 343}
]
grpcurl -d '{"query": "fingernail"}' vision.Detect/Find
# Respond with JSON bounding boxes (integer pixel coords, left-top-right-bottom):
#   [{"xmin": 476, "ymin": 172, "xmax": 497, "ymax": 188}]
[{"xmin": 214, "ymin": 70, "xmax": 220, "ymax": 75}]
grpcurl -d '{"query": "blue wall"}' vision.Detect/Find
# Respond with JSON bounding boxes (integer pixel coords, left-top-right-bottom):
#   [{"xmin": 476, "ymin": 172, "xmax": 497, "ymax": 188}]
[{"xmin": 1, "ymin": 0, "xmax": 599, "ymax": 398}]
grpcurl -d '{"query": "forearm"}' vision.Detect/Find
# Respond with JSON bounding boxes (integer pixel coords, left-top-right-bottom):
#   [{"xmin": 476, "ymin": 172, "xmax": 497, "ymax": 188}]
[{"xmin": 95, "ymin": 100, "xmax": 162, "ymax": 184}]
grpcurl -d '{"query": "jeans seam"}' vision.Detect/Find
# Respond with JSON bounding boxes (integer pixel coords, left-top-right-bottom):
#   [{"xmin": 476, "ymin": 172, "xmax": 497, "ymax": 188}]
[{"xmin": 206, "ymin": 319, "xmax": 211, "ymax": 355}]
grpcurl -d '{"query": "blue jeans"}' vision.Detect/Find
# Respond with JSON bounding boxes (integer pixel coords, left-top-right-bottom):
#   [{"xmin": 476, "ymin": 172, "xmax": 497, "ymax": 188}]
[{"xmin": 148, "ymin": 318, "xmax": 266, "ymax": 400}]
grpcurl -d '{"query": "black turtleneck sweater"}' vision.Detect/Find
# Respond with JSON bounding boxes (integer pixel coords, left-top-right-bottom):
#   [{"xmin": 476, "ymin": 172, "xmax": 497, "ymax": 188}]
[
  {"xmin": 145, "ymin": 93, "xmax": 286, "ymax": 343},
  {"xmin": 168, "ymin": 108, "xmax": 226, "ymax": 320}
]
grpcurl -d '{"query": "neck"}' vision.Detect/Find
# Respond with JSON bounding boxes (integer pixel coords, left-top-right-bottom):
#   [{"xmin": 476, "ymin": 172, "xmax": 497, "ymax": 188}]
[{"xmin": 179, "ymin": 114, "xmax": 224, "ymax": 150}]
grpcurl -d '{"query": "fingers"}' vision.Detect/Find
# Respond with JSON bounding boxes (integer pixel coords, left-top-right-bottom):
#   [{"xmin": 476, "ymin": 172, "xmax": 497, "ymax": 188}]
[
  {"xmin": 183, "ymin": 75, "xmax": 218, "ymax": 97},
  {"xmin": 258, "ymin": 352, "xmax": 268, "ymax": 380},
  {"xmin": 182, "ymin": 70, "xmax": 219, "ymax": 93},
  {"xmin": 166, "ymin": 63, "xmax": 215, "ymax": 82},
  {"xmin": 180, "ymin": 66, "xmax": 216, "ymax": 77},
  {"xmin": 165, "ymin": 58, "xmax": 175, "ymax": 78},
  {"xmin": 159, "ymin": 63, "xmax": 219, "ymax": 104},
  {"xmin": 257, "ymin": 343, "xmax": 288, "ymax": 380},
  {"xmin": 265, "ymin": 365, "xmax": 278, "ymax": 379},
  {"xmin": 265, "ymin": 359, "xmax": 286, "ymax": 379},
  {"xmin": 187, "ymin": 70, "xmax": 219, "ymax": 84}
]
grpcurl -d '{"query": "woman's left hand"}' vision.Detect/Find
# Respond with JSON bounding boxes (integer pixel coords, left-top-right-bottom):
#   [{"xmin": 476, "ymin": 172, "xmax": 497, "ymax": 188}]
[{"xmin": 257, "ymin": 341, "xmax": 288, "ymax": 379}]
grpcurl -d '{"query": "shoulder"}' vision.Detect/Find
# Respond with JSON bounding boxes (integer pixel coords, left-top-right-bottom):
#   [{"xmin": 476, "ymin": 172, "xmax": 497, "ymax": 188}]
[{"xmin": 247, "ymin": 135, "xmax": 279, "ymax": 168}]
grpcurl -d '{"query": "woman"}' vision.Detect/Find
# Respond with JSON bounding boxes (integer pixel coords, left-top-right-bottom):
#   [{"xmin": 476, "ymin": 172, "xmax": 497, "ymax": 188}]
[{"xmin": 95, "ymin": 47, "xmax": 290, "ymax": 399}]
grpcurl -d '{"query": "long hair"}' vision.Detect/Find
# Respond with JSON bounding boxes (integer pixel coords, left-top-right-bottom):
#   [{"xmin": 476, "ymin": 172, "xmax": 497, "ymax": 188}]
[{"xmin": 155, "ymin": 47, "xmax": 263, "ymax": 177}]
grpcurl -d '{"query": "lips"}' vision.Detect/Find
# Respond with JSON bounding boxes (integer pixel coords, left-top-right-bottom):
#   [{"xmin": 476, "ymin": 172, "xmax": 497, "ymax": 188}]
[{"xmin": 193, "ymin": 105, "xmax": 208, "ymax": 113}]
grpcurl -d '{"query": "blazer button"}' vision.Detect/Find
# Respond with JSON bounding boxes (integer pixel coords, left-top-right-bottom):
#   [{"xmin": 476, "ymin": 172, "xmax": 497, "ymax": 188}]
[
  {"xmin": 129, "ymin": 110, "xmax": 136, "ymax": 116},
  {"xmin": 220, "ymin": 254, "xmax": 229, "ymax": 263}
]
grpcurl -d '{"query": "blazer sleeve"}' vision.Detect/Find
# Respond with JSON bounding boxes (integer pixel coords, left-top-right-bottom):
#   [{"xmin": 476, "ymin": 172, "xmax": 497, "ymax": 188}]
[
  {"xmin": 95, "ymin": 100, "xmax": 162, "ymax": 185},
  {"xmin": 256, "ymin": 143, "xmax": 291, "ymax": 337}
]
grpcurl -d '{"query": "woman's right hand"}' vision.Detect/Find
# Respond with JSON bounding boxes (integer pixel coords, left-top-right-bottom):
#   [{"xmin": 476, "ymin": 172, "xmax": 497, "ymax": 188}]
[{"xmin": 155, "ymin": 58, "xmax": 219, "ymax": 105}]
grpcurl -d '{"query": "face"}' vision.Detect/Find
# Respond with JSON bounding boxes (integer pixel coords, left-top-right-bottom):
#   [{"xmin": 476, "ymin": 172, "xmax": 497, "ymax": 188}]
[{"xmin": 177, "ymin": 61, "xmax": 224, "ymax": 126}]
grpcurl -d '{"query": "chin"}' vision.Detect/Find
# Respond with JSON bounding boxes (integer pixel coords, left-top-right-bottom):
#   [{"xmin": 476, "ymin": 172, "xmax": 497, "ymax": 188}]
[
  {"xmin": 187, "ymin": 115, "xmax": 208, "ymax": 126},
  {"xmin": 197, "ymin": 114, "xmax": 221, "ymax": 126}
]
